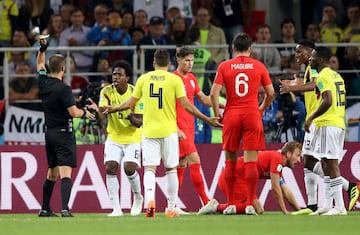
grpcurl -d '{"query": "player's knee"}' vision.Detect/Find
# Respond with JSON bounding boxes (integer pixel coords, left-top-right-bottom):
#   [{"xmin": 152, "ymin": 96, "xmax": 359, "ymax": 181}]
[
  {"xmin": 124, "ymin": 162, "xmax": 137, "ymax": 176},
  {"xmin": 105, "ymin": 161, "xmax": 118, "ymax": 175}
]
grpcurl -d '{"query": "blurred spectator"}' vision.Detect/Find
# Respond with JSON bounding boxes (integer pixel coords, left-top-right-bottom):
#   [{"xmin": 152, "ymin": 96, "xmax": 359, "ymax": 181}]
[
  {"xmin": 194, "ymin": 7, "xmax": 227, "ymax": 79},
  {"xmin": 17, "ymin": 0, "xmax": 54, "ymax": 44},
  {"xmin": 9, "ymin": 61, "xmax": 39, "ymax": 107},
  {"xmin": 345, "ymin": 102, "xmax": 360, "ymax": 142},
  {"xmin": 111, "ymin": 0, "xmax": 133, "ymax": 12},
  {"xmin": 167, "ymin": 16, "xmax": 190, "ymax": 45},
  {"xmin": 92, "ymin": 3, "xmax": 109, "ymax": 28},
  {"xmin": 258, "ymin": 85, "xmax": 280, "ymax": 143},
  {"xmin": 164, "ymin": 6, "xmax": 181, "ymax": 34},
  {"xmin": 329, "ymin": 55, "xmax": 340, "ymax": 70},
  {"xmin": 191, "ymin": 0, "xmax": 215, "ymax": 23},
  {"xmin": 130, "ymin": 27, "xmax": 145, "ymax": 45},
  {"xmin": 282, "ymin": 54, "xmax": 300, "ymax": 80},
  {"xmin": 320, "ymin": 3, "xmax": 344, "ymax": 54},
  {"xmin": 8, "ymin": 50, "xmax": 36, "ymax": 75},
  {"xmin": 66, "ymin": 55, "xmax": 90, "ymax": 97},
  {"xmin": 274, "ymin": 18, "xmax": 297, "ymax": 70},
  {"xmin": 60, "ymin": 8, "xmax": 94, "ymax": 72},
  {"xmin": 120, "ymin": 9, "xmax": 134, "ymax": 34},
  {"xmin": 134, "ymin": 9, "xmax": 149, "ymax": 35},
  {"xmin": 59, "ymin": 3, "xmax": 75, "ymax": 28},
  {"xmin": 194, "ymin": 98, "xmax": 212, "ymax": 143},
  {"xmin": 213, "ymin": 0, "xmax": 253, "ymax": 47},
  {"xmin": 0, "ymin": 0, "xmax": 19, "ymax": 48},
  {"xmin": 137, "ymin": 16, "xmax": 175, "ymax": 71},
  {"xmin": 305, "ymin": 23, "xmax": 322, "ymax": 43},
  {"xmin": 251, "ymin": 24, "xmax": 281, "ymax": 73},
  {"xmin": 89, "ymin": 56, "xmax": 112, "ymax": 84},
  {"xmin": 133, "ymin": 0, "xmax": 165, "ymax": 22},
  {"xmin": 87, "ymin": 9, "xmax": 132, "ymax": 66},
  {"xmin": 30, "ymin": 14, "xmax": 65, "ymax": 63},
  {"xmin": 187, "ymin": 26, "xmax": 212, "ymax": 94},
  {"xmin": 166, "ymin": 1, "xmax": 193, "ymax": 25},
  {"xmin": 342, "ymin": 2, "xmax": 360, "ymax": 43},
  {"xmin": 338, "ymin": 46, "xmax": 360, "ymax": 106},
  {"xmin": 7, "ymin": 28, "xmax": 31, "ymax": 61}
]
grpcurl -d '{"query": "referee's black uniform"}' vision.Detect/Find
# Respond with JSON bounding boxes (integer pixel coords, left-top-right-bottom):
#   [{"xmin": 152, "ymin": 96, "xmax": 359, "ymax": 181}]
[{"xmin": 39, "ymin": 70, "xmax": 77, "ymax": 168}]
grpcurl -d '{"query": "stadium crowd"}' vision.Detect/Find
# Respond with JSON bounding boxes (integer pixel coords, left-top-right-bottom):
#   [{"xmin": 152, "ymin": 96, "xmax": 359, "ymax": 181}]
[
  {"xmin": 0, "ymin": 0, "xmax": 359, "ymax": 217},
  {"xmin": 1, "ymin": 0, "xmax": 359, "ymax": 144}
]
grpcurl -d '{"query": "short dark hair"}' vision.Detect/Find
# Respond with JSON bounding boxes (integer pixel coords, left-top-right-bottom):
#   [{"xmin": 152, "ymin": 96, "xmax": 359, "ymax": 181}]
[
  {"xmin": 176, "ymin": 46, "xmax": 194, "ymax": 58},
  {"xmin": 48, "ymin": 54, "xmax": 65, "ymax": 73},
  {"xmin": 154, "ymin": 49, "xmax": 169, "ymax": 67},
  {"xmin": 256, "ymin": 23, "xmax": 271, "ymax": 33},
  {"xmin": 188, "ymin": 26, "xmax": 200, "ymax": 43},
  {"xmin": 280, "ymin": 18, "xmax": 296, "ymax": 29},
  {"xmin": 232, "ymin": 32, "xmax": 253, "ymax": 52},
  {"xmin": 297, "ymin": 39, "xmax": 315, "ymax": 49},
  {"xmin": 314, "ymin": 46, "xmax": 332, "ymax": 61},
  {"xmin": 112, "ymin": 60, "xmax": 133, "ymax": 78}
]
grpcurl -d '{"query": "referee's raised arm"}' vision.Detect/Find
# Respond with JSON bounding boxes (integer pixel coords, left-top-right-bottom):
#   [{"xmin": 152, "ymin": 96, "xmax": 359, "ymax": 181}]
[{"xmin": 37, "ymin": 35, "xmax": 49, "ymax": 72}]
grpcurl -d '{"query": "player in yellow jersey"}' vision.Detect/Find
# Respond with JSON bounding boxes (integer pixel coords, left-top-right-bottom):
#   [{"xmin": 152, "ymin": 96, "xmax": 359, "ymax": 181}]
[
  {"xmin": 104, "ymin": 49, "xmax": 222, "ymax": 218},
  {"xmin": 305, "ymin": 47, "xmax": 347, "ymax": 215},
  {"xmin": 98, "ymin": 61, "xmax": 144, "ymax": 217},
  {"xmin": 306, "ymin": 46, "xmax": 346, "ymax": 215},
  {"xmin": 279, "ymin": 41, "xmax": 360, "ymax": 214}
]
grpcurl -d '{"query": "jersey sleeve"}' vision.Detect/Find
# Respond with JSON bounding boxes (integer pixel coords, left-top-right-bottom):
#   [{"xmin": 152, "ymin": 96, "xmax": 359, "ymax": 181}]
[
  {"xmin": 213, "ymin": 62, "xmax": 225, "ymax": 85},
  {"xmin": 193, "ymin": 75, "xmax": 201, "ymax": 94},
  {"xmin": 270, "ymin": 152, "xmax": 283, "ymax": 176},
  {"xmin": 175, "ymin": 76, "xmax": 186, "ymax": 99},
  {"xmin": 259, "ymin": 63, "xmax": 272, "ymax": 87},
  {"xmin": 62, "ymin": 85, "xmax": 76, "ymax": 108},
  {"xmin": 132, "ymin": 76, "xmax": 143, "ymax": 99},
  {"xmin": 316, "ymin": 74, "xmax": 331, "ymax": 94},
  {"xmin": 98, "ymin": 86, "xmax": 111, "ymax": 107},
  {"xmin": 133, "ymin": 99, "xmax": 144, "ymax": 115}
]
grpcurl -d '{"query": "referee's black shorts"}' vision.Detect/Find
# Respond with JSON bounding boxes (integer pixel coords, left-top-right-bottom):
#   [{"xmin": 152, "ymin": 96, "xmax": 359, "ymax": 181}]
[{"xmin": 45, "ymin": 128, "xmax": 77, "ymax": 168}]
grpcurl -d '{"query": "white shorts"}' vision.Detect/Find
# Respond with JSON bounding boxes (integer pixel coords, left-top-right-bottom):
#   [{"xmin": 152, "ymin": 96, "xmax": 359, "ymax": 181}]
[
  {"xmin": 302, "ymin": 123, "xmax": 318, "ymax": 159},
  {"xmin": 104, "ymin": 139, "xmax": 141, "ymax": 167},
  {"xmin": 142, "ymin": 132, "xmax": 179, "ymax": 168},
  {"xmin": 313, "ymin": 126, "xmax": 345, "ymax": 160}
]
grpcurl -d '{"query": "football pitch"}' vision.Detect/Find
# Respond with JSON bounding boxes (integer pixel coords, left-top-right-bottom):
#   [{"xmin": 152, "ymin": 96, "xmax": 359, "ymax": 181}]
[{"xmin": 1, "ymin": 212, "xmax": 359, "ymax": 235}]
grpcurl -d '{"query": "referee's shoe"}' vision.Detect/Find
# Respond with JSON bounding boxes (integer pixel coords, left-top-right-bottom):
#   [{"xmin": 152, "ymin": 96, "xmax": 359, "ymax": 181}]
[
  {"xmin": 61, "ymin": 209, "xmax": 74, "ymax": 217},
  {"xmin": 38, "ymin": 209, "xmax": 58, "ymax": 217}
]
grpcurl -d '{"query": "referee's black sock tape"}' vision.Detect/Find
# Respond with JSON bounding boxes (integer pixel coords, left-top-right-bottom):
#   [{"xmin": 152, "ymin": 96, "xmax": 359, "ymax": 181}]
[{"xmin": 61, "ymin": 177, "xmax": 72, "ymax": 211}]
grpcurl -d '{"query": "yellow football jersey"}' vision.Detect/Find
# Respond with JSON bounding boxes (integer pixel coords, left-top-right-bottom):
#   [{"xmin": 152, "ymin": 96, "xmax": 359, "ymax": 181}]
[
  {"xmin": 99, "ymin": 84, "xmax": 143, "ymax": 144},
  {"xmin": 132, "ymin": 70, "xmax": 186, "ymax": 138}
]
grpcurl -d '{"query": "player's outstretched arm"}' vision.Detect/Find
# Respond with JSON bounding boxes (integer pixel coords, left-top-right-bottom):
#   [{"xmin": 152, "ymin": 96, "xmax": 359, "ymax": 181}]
[
  {"xmin": 103, "ymin": 97, "xmax": 139, "ymax": 114},
  {"xmin": 279, "ymin": 79, "xmax": 316, "ymax": 94},
  {"xmin": 178, "ymin": 96, "xmax": 223, "ymax": 128}
]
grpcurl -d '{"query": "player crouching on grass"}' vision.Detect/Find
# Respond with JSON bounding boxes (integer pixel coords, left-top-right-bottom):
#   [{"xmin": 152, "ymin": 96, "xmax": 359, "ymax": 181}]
[{"xmin": 198, "ymin": 142, "xmax": 302, "ymax": 215}]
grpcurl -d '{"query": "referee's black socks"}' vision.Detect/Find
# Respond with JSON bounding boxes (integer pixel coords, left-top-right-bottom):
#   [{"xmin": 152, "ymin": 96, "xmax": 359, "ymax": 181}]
[
  {"xmin": 61, "ymin": 177, "xmax": 73, "ymax": 211},
  {"xmin": 42, "ymin": 179, "xmax": 56, "ymax": 211}
]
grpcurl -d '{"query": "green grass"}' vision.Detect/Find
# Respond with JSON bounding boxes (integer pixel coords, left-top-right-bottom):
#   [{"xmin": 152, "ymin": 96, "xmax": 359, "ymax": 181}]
[{"xmin": 0, "ymin": 212, "xmax": 359, "ymax": 235}]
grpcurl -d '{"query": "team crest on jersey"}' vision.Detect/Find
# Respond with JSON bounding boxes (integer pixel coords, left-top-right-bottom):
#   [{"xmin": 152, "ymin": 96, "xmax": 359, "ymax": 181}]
[{"xmin": 190, "ymin": 80, "xmax": 195, "ymax": 89}]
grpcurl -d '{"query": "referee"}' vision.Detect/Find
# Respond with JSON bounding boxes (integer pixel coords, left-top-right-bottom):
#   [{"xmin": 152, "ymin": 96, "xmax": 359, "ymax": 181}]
[{"xmin": 37, "ymin": 36, "xmax": 96, "ymax": 217}]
